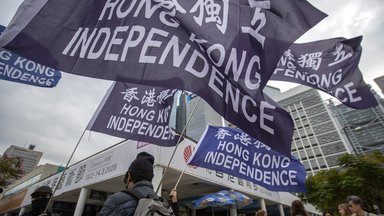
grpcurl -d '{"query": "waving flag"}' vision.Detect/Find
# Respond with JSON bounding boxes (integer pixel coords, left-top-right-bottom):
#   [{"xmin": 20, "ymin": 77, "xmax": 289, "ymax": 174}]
[
  {"xmin": 0, "ymin": 0, "xmax": 326, "ymax": 156},
  {"xmin": 87, "ymin": 82, "xmax": 179, "ymax": 146},
  {"xmin": 188, "ymin": 125, "xmax": 307, "ymax": 192},
  {"xmin": 0, "ymin": 25, "xmax": 61, "ymax": 87},
  {"xmin": 271, "ymin": 36, "xmax": 377, "ymax": 109}
]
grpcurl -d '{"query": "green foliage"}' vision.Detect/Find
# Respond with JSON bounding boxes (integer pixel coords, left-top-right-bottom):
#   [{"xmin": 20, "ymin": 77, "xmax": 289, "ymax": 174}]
[
  {"xmin": 299, "ymin": 151, "xmax": 384, "ymax": 214},
  {"xmin": 0, "ymin": 154, "xmax": 23, "ymax": 187}
]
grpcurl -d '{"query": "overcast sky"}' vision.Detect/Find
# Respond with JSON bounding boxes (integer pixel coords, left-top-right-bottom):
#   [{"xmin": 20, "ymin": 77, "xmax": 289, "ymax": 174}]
[{"xmin": 0, "ymin": 0, "xmax": 383, "ymax": 166}]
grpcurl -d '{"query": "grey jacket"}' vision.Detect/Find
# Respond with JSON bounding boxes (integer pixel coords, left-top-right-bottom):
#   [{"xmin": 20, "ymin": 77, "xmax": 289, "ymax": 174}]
[{"xmin": 99, "ymin": 180, "xmax": 158, "ymax": 216}]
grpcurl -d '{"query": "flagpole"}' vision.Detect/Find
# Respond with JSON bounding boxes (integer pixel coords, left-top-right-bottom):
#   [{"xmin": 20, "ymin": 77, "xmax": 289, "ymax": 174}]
[
  {"xmin": 155, "ymin": 96, "xmax": 201, "ymax": 193},
  {"xmin": 173, "ymin": 136, "xmax": 199, "ymax": 189},
  {"xmin": 173, "ymin": 113, "xmax": 225, "ymax": 190},
  {"xmin": 42, "ymin": 128, "xmax": 86, "ymax": 213},
  {"xmin": 42, "ymin": 82, "xmax": 124, "ymax": 214},
  {"xmin": 174, "ymin": 163, "xmax": 188, "ymax": 189}
]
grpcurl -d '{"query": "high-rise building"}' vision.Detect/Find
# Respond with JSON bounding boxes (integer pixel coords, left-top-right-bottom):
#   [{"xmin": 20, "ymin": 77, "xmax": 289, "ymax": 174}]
[
  {"xmin": 329, "ymin": 97, "xmax": 384, "ymax": 155},
  {"xmin": 185, "ymin": 95, "xmax": 224, "ymax": 142},
  {"xmin": 273, "ymin": 85, "xmax": 354, "ymax": 176},
  {"xmin": 182, "ymin": 86, "xmax": 285, "ymax": 142},
  {"xmin": 170, "ymin": 91, "xmax": 187, "ymax": 135},
  {"xmin": 3, "ymin": 145, "xmax": 43, "ymax": 176}
]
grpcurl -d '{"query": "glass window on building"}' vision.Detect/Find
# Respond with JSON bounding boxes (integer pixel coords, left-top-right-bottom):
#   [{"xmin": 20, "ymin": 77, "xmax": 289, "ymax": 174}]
[
  {"xmin": 320, "ymin": 142, "xmax": 347, "ymax": 155},
  {"xmin": 317, "ymin": 158, "xmax": 328, "ymax": 169},
  {"xmin": 295, "ymin": 120, "xmax": 303, "ymax": 129},
  {"xmin": 317, "ymin": 131, "xmax": 340, "ymax": 145},
  {"xmin": 306, "ymin": 150, "xmax": 314, "ymax": 159},
  {"xmin": 301, "ymin": 138, "xmax": 310, "ymax": 147},
  {"xmin": 292, "ymin": 111, "xmax": 299, "ymax": 120},
  {"xmin": 298, "ymin": 110, "xmax": 305, "ymax": 119},
  {"xmin": 301, "ymin": 118, "xmax": 309, "ymax": 127},
  {"xmin": 312, "ymin": 147, "xmax": 322, "ymax": 156},
  {"xmin": 293, "ymin": 131, "xmax": 300, "ymax": 140},
  {"xmin": 292, "ymin": 152, "xmax": 299, "ymax": 159},
  {"xmin": 294, "ymin": 140, "xmax": 303, "ymax": 150},
  {"xmin": 324, "ymin": 154, "xmax": 344, "ymax": 167},
  {"xmin": 310, "ymin": 159, "xmax": 319, "ymax": 168},
  {"xmin": 309, "ymin": 136, "xmax": 317, "ymax": 145},
  {"xmin": 310, "ymin": 112, "xmax": 331, "ymax": 125},
  {"xmin": 299, "ymin": 150, "xmax": 307, "ymax": 160},
  {"xmin": 302, "ymin": 161, "xmax": 310, "ymax": 170}
]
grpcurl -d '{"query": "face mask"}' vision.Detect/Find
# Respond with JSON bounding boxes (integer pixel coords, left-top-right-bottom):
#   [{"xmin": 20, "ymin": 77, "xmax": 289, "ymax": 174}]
[{"xmin": 31, "ymin": 198, "xmax": 50, "ymax": 211}]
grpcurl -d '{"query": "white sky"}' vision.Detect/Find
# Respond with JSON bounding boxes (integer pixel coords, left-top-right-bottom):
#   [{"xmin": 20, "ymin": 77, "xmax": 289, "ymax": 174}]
[{"xmin": 0, "ymin": 0, "xmax": 383, "ymax": 166}]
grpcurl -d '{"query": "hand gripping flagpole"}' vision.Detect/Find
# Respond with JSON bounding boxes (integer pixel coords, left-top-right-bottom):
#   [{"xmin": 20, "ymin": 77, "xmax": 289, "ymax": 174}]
[
  {"xmin": 155, "ymin": 96, "xmax": 201, "ymax": 194},
  {"xmin": 173, "ymin": 162, "xmax": 189, "ymax": 190}
]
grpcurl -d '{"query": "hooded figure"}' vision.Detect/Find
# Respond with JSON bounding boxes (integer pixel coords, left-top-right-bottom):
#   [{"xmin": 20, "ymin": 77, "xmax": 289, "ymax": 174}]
[
  {"xmin": 99, "ymin": 152, "xmax": 159, "ymax": 216},
  {"xmin": 21, "ymin": 186, "xmax": 53, "ymax": 216}
]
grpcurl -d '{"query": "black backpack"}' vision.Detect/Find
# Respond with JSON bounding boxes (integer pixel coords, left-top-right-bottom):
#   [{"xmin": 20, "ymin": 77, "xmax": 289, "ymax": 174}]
[{"xmin": 123, "ymin": 190, "xmax": 175, "ymax": 216}]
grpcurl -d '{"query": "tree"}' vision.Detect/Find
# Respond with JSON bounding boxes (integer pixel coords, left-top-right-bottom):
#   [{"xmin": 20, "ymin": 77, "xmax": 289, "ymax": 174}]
[
  {"xmin": 0, "ymin": 154, "xmax": 23, "ymax": 187},
  {"xmin": 299, "ymin": 151, "xmax": 384, "ymax": 214}
]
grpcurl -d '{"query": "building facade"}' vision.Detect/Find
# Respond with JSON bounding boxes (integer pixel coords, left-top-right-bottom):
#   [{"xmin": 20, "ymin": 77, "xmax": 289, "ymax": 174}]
[
  {"xmin": 185, "ymin": 96, "xmax": 224, "ymax": 142},
  {"xmin": 273, "ymin": 85, "xmax": 354, "ymax": 176},
  {"xmin": 0, "ymin": 140, "xmax": 320, "ymax": 216},
  {"xmin": 329, "ymin": 96, "xmax": 384, "ymax": 155},
  {"xmin": 3, "ymin": 145, "xmax": 43, "ymax": 177}
]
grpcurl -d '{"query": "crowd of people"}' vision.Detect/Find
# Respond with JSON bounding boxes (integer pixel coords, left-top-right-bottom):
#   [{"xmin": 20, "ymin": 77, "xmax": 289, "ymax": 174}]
[
  {"xmin": 253, "ymin": 197, "xmax": 377, "ymax": 216},
  {"xmin": 22, "ymin": 151, "xmax": 379, "ymax": 216}
]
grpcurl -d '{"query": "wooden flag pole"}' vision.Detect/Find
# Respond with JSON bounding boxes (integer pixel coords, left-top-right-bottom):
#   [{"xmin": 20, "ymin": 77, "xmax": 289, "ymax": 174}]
[{"xmin": 155, "ymin": 96, "xmax": 201, "ymax": 194}]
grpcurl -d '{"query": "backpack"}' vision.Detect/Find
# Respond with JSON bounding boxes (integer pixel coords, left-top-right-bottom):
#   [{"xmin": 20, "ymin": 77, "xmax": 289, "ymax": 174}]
[{"xmin": 123, "ymin": 190, "xmax": 175, "ymax": 216}]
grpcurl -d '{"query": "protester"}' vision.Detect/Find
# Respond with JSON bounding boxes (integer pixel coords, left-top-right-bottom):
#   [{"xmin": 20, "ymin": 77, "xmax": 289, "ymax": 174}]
[
  {"xmin": 346, "ymin": 195, "xmax": 377, "ymax": 216},
  {"xmin": 21, "ymin": 185, "xmax": 57, "ymax": 216},
  {"xmin": 291, "ymin": 200, "xmax": 309, "ymax": 216},
  {"xmin": 99, "ymin": 152, "xmax": 158, "ymax": 215},
  {"xmin": 256, "ymin": 209, "xmax": 268, "ymax": 216},
  {"xmin": 339, "ymin": 203, "xmax": 352, "ymax": 216}
]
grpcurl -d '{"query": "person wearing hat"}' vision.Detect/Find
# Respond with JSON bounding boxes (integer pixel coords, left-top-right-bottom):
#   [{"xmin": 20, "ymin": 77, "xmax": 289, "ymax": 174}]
[
  {"xmin": 99, "ymin": 152, "xmax": 159, "ymax": 216},
  {"xmin": 21, "ymin": 185, "xmax": 56, "ymax": 216}
]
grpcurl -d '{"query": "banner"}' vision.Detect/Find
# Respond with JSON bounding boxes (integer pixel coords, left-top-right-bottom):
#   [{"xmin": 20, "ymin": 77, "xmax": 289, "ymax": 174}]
[
  {"xmin": 0, "ymin": 25, "xmax": 61, "ymax": 87},
  {"xmin": 20, "ymin": 140, "xmax": 158, "ymax": 206},
  {"xmin": 0, "ymin": 0, "xmax": 326, "ymax": 156},
  {"xmin": 188, "ymin": 126, "xmax": 307, "ymax": 192},
  {"xmin": 87, "ymin": 82, "xmax": 179, "ymax": 146},
  {"xmin": 271, "ymin": 36, "xmax": 377, "ymax": 109}
]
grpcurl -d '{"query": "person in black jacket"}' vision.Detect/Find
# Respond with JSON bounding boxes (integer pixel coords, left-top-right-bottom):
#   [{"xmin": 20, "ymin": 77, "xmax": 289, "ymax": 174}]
[
  {"xmin": 21, "ymin": 186, "xmax": 56, "ymax": 216},
  {"xmin": 99, "ymin": 152, "xmax": 158, "ymax": 216}
]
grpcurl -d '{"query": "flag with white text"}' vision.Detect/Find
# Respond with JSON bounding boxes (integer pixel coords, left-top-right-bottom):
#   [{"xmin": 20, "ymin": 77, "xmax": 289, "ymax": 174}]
[
  {"xmin": 87, "ymin": 82, "xmax": 179, "ymax": 146},
  {"xmin": 0, "ymin": 25, "xmax": 61, "ymax": 87},
  {"xmin": 271, "ymin": 36, "xmax": 377, "ymax": 109},
  {"xmin": 0, "ymin": 0, "xmax": 326, "ymax": 156},
  {"xmin": 187, "ymin": 125, "xmax": 307, "ymax": 192}
]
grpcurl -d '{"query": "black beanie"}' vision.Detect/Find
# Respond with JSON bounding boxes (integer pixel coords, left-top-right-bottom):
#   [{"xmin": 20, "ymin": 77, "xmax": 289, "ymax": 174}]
[{"xmin": 128, "ymin": 152, "xmax": 154, "ymax": 181}]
